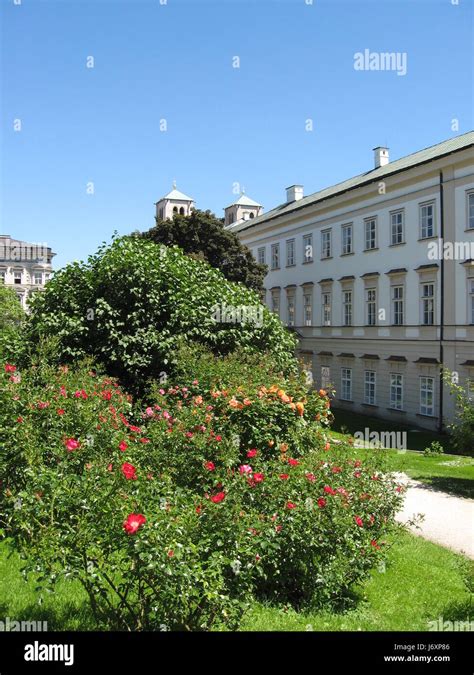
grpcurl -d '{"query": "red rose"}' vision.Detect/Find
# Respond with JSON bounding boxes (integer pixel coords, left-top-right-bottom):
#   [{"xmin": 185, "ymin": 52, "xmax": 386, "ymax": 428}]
[
  {"xmin": 355, "ymin": 516, "xmax": 364, "ymax": 527},
  {"xmin": 140, "ymin": 437, "xmax": 150, "ymax": 444},
  {"xmin": 286, "ymin": 501, "xmax": 296, "ymax": 509},
  {"xmin": 123, "ymin": 513, "xmax": 146, "ymax": 534},
  {"xmin": 118, "ymin": 441, "xmax": 128, "ymax": 452},
  {"xmin": 214, "ymin": 435, "xmax": 222, "ymax": 442},
  {"xmin": 5, "ymin": 363, "xmax": 16, "ymax": 373},
  {"xmin": 64, "ymin": 438, "xmax": 80, "ymax": 452},
  {"xmin": 204, "ymin": 461, "xmax": 215, "ymax": 471},
  {"xmin": 279, "ymin": 473, "xmax": 289, "ymax": 480},
  {"xmin": 57, "ymin": 409, "xmax": 65, "ymax": 416},
  {"xmin": 253, "ymin": 473, "xmax": 264, "ymax": 483},
  {"xmin": 167, "ymin": 549, "xmax": 174, "ymax": 558},
  {"xmin": 305, "ymin": 472, "xmax": 316, "ymax": 482},
  {"xmin": 288, "ymin": 458, "xmax": 299, "ymax": 466},
  {"xmin": 121, "ymin": 462, "xmax": 137, "ymax": 480},
  {"xmin": 317, "ymin": 498, "xmax": 326, "ymax": 508},
  {"xmin": 247, "ymin": 449, "xmax": 258, "ymax": 458},
  {"xmin": 210, "ymin": 491, "xmax": 226, "ymax": 503},
  {"xmin": 323, "ymin": 485, "xmax": 336, "ymax": 495}
]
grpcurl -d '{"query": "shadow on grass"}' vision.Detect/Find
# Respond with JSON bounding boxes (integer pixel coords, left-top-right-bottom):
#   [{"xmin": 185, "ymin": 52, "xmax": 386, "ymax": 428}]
[
  {"xmin": 440, "ymin": 598, "xmax": 473, "ymax": 623},
  {"xmin": 0, "ymin": 600, "xmax": 98, "ymax": 631},
  {"xmin": 411, "ymin": 475, "xmax": 474, "ymax": 499}
]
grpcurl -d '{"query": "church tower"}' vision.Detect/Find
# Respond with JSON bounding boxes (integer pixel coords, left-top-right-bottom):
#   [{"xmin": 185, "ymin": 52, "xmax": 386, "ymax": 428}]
[
  {"xmin": 224, "ymin": 189, "xmax": 263, "ymax": 228},
  {"xmin": 155, "ymin": 181, "xmax": 195, "ymax": 221}
]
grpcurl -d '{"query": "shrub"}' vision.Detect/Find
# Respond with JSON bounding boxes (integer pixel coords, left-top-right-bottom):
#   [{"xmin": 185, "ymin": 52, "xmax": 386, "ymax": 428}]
[
  {"xmin": 423, "ymin": 440, "xmax": 444, "ymax": 457},
  {"xmin": 1, "ymin": 357, "xmax": 403, "ymax": 629},
  {"xmin": 0, "ymin": 285, "xmax": 26, "ymax": 364},
  {"xmin": 26, "ymin": 236, "xmax": 297, "ymax": 393},
  {"xmin": 443, "ymin": 371, "xmax": 474, "ymax": 456}
]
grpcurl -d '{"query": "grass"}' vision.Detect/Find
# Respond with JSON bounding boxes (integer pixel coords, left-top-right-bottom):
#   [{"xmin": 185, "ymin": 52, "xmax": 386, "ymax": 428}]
[
  {"xmin": 1, "ymin": 533, "xmax": 472, "ymax": 632},
  {"xmin": 329, "ymin": 408, "xmax": 474, "ymax": 499},
  {"xmin": 241, "ymin": 531, "xmax": 473, "ymax": 631}
]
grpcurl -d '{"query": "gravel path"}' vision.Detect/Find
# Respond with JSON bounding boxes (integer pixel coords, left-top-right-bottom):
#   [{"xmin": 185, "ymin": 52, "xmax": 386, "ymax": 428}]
[{"xmin": 394, "ymin": 472, "xmax": 474, "ymax": 559}]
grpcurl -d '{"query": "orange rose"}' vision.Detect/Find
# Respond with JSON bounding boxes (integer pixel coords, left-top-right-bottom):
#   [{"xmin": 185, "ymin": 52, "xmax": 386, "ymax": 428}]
[
  {"xmin": 319, "ymin": 389, "xmax": 327, "ymax": 397},
  {"xmin": 295, "ymin": 402, "xmax": 305, "ymax": 416}
]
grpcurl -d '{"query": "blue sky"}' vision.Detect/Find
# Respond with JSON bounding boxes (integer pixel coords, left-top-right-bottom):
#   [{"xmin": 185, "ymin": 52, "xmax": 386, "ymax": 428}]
[{"xmin": 1, "ymin": 0, "xmax": 473, "ymax": 269}]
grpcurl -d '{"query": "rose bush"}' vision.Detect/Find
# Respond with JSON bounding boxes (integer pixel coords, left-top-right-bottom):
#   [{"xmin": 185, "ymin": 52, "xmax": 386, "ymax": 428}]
[{"xmin": 1, "ymin": 355, "xmax": 404, "ymax": 629}]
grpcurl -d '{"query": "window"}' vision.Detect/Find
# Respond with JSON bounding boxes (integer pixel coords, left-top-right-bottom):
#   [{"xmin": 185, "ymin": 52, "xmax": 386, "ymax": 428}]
[
  {"xmin": 322, "ymin": 291, "xmax": 331, "ymax": 326},
  {"xmin": 420, "ymin": 377, "xmax": 434, "ymax": 416},
  {"xmin": 366, "ymin": 288, "xmax": 377, "ymax": 326},
  {"xmin": 390, "ymin": 374, "xmax": 404, "ymax": 410},
  {"xmin": 303, "ymin": 292, "xmax": 312, "ymax": 326},
  {"xmin": 420, "ymin": 202, "xmax": 435, "ymax": 239},
  {"xmin": 364, "ymin": 371, "xmax": 376, "ymax": 405},
  {"xmin": 228, "ymin": 212, "xmax": 235, "ymax": 224},
  {"xmin": 287, "ymin": 293, "xmax": 295, "ymax": 326},
  {"xmin": 179, "ymin": 207, "xmax": 185, "ymax": 215},
  {"xmin": 257, "ymin": 247, "xmax": 266, "ymax": 265},
  {"xmin": 286, "ymin": 239, "xmax": 295, "ymax": 267},
  {"xmin": 321, "ymin": 230, "xmax": 332, "ymax": 259},
  {"xmin": 468, "ymin": 192, "xmax": 474, "ymax": 230},
  {"xmin": 303, "ymin": 234, "xmax": 313, "ymax": 263},
  {"xmin": 421, "ymin": 283, "xmax": 435, "ymax": 325},
  {"xmin": 33, "ymin": 272, "xmax": 42, "ymax": 285},
  {"xmin": 271, "ymin": 243, "xmax": 280, "ymax": 270},
  {"xmin": 249, "ymin": 212, "xmax": 255, "ymax": 219},
  {"xmin": 364, "ymin": 218, "xmax": 377, "ymax": 250},
  {"xmin": 321, "ymin": 366, "xmax": 331, "ymax": 390},
  {"xmin": 271, "ymin": 289, "xmax": 280, "ymax": 315},
  {"xmin": 469, "ymin": 279, "xmax": 474, "ymax": 324},
  {"xmin": 172, "ymin": 206, "xmax": 178, "ymax": 214},
  {"xmin": 158, "ymin": 208, "xmax": 164, "ymax": 219},
  {"xmin": 14, "ymin": 271, "xmax": 22, "ymax": 285},
  {"xmin": 341, "ymin": 368, "xmax": 352, "ymax": 401},
  {"xmin": 0, "ymin": 270, "xmax": 5, "ymax": 284},
  {"xmin": 392, "ymin": 285, "xmax": 404, "ymax": 325},
  {"xmin": 341, "ymin": 224, "xmax": 353, "ymax": 255},
  {"xmin": 342, "ymin": 290, "xmax": 352, "ymax": 326},
  {"xmin": 390, "ymin": 210, "xmax": 404, "ymax": 245}
]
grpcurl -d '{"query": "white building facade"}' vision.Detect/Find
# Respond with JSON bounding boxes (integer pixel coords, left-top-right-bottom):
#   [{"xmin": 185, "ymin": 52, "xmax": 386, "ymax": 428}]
[
  {"xmin": 230, "ymin": 132, "xmax": 474, "ymax": 431},
  {"xmin": 0, "ymin": 235, "xmax": 56, "ymax": 310}
]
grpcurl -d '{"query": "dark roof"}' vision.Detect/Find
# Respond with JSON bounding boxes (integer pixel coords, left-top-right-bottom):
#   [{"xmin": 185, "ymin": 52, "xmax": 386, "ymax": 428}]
[
  {"xmin": 386, "ymin": 268, "xmax": 408, "ymax": 275},
  {"xmin": 386, "ymin": 355, "xmax": 408, "ymax": 362},
  {"xmin": 361, "ymin": 354, "xmax": 380, "ymax": 360},
  {"xmin": 414, "ymin": 357, "xmax": 440, "ymax": 364},
  {"xmin": 318, "ymin": 277, "xmax": 333, "ymax": 284},
  {"xmin": 338, "ymin": 352, "xmax": 355, "ymax": 358},
  {"xmin": 415, "ymin": 263, "xmax": 439, "ymax": 271},
  {"xmin": 360, "ymin": 271, "xmax": 380, "ymax": 278},
  {"xmin": 338, "ymin": 275, "xmax": 356, "ymax": 281}
]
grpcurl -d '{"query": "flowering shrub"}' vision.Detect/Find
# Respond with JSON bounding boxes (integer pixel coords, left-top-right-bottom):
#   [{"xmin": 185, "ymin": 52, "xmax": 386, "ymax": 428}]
[{"xmin": 1, "ymin": 358, "xmax": 404, "ymax": 629}]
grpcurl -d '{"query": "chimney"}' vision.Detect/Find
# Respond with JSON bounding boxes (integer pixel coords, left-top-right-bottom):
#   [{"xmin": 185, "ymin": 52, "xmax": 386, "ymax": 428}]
[
  {"xmin": 373, "ymin": 146, "xmax": 389, "ymax": 169},
  {"xmin": 286, "ymin": 185, "xmax": 304, "ymax": 203}
]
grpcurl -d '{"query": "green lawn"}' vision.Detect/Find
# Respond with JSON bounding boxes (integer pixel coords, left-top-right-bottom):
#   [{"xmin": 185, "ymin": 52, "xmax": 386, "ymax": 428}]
[
  {"xmin": 329, "ymin": 408, "xmax": 474, "ymax": 499},
  {"xmin": 1, "ymin": 533, "xmax": 472, "ymax": 632}
]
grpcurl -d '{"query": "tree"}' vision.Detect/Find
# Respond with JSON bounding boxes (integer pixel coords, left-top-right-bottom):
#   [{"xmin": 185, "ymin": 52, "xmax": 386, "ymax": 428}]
[
  {"xmin": 27, "ymin": 236, "xmax": 296, "ymax": 393},
  {"xmin": 140, "ymin": 209, "xmax": 267, "ymax": 291},
  {"xmin": 0, "ymin": 285, "xmax": 25, "ymax": 362}
]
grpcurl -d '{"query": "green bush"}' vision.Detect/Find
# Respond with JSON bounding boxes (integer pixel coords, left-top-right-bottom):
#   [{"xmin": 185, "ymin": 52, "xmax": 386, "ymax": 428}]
[
  {"xmin": 1, "ymin": 355, "xmax": 403, "ymax": 628},
  {"xmin": 443, "ymin": 371, "xmax": 474, "ymax": 456},
  {"xmin": 0, "ymin": 285, "xmax": 26, "ymax": 363},
  {"xmin": 423, "ymin": 440, "xmax": 444, "ymax": 457},
  {"xmin": 26, "ymin": 236, "xmax": 297, "ymax": 393}
]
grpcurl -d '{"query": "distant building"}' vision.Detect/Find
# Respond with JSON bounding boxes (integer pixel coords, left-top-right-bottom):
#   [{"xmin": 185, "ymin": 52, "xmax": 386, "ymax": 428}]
[
  {"xmin": 155, "ymin": 181, "xmax": 195, "ymax": 221},
  {"xmin": 224, "ymin": 190, "xmax": 263, "ymax": 227},
  {"xmin": 0, "ymin": 235, "xmax": 56, "ymax": 310},
  {"xmin": 228, "ymin": 131, "xmax": 474, "ymax": 431}
]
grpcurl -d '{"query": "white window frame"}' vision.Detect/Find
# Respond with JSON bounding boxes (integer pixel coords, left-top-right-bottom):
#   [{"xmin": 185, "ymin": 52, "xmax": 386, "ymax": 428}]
[
  {"xmin": 419, "ymin": 201, "xmax": 435, "ymax": 239},
  {"xmin": 468, "ymin": 191, "xmax": 474, "ymax": 230},
  {"xmin": 271, "ymin": 243, "xmax": 280, "ymax": 270},
  {"xmin": 257, "ymin": 247, "xmax": 266, "ymax": 265},
  {"xmin": 390, "ymin": 209, "xmax": 404, "ymax": 245},
  {"xmin": 321, "ymin": 229, "xmax": 332, "ymax": 259},
  {"xmin": 419, "ymin": 376, "xmax": 435, "ymax": 416},
  {"xmin": 341, "ymin": 223, "xmax": 353, "ymax": 255},
  {"xmin": 366, "ymin": 288, "xmax": 377, "ymax": 326},
  {"xmin": 392, "ymin": 285, "xmax": 404, "ymax": 325},
  {"xmin": 271, "ymin": 289, "xmax": 280, "ymax": 315},
  {"xmin": 286, "ymin": 239, "xmax": 296, "ymax": 267},
  {"xmin": 286, "ymin": 291, "xmax": 296, "ymax": 326},
  {"xmin": 322, "ymin": 291, "xmax": 331, "ymax": 326},
  {"xmin": 342, "ymin": 289, "xmax": 352, "ymax": 326},
  {"xmin": 341, "ymin": 368, "xmax": 352, "ymax": 401},
  {"xmin": 33, "ymin": 271, "xmax": 42, "ymax": 285},
  {"xmin": 364, "ymin": 370, "xmax": 376, "ymax": 405},
  {"xmin": 321, "ymin": 366, "xmax": 331, "ymax": 390},
  {"xmin": 389, "ymin": 373, "xmax": 404, "ymax": 410},
  {"xmin": 364, "ymin": 217, "xmax": 377, "ymax": 250},
  {"xmin": 303, "ymin": 233, "xmax": 313, "ymax": 263},
  {"xmin": 421, "ymin": 282, "xmax": 435, "ymax": 325},
  {"xmin": 303, "ymin": 291, "xmax": 312, "ymax": 326}
]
